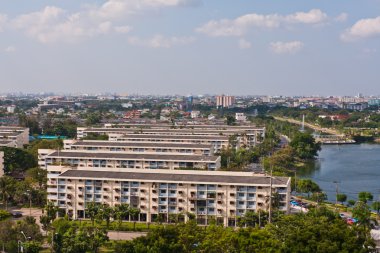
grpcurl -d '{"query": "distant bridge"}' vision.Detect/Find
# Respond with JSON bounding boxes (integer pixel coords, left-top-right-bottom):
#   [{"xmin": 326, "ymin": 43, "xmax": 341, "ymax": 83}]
[{"xmin": 273, "ymin": 117, "xmax": 355, "ymax": 144}]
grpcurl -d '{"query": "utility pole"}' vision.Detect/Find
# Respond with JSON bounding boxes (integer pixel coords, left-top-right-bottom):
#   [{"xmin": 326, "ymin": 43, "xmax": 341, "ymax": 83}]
[
  {"xmin": 268, "ymin": 167, "xmax": 273, "ymax": 224},
  {"xmin": 333, "ymin": 181, "xmax": 340, "ymax": 210},
  {"xmin": 294, "ymin": 171, "xmax": 297, "ymax": 196}
]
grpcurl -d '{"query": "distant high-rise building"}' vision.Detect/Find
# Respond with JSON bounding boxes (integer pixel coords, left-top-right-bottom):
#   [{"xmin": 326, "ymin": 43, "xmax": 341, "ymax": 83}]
[{"xmin": 216, "ymin": 95, "xmax": 235, "ymax": 108}]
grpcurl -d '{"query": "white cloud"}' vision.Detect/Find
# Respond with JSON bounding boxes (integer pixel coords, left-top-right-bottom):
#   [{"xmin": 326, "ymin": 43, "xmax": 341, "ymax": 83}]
[
  {"xmin": 4, "ymin": 46, "xmax": 16, "ymax": 53},
  {"xmin": 128, "ymin": 34, "xmax": 195, "ymax": 48},
  {"xmin": 238, "ymin": 39, "xmax": 251, "ymax": 49},
  {"xmin": 335, "ymin": 13, "xmax": 348, "ymax": 22},
  {"xmin": 114, "ymin": 25, "xmax": 132, "ymax": 34},
  {"xmin": 285, "ymin": 9, "xmax": 327, "ymax": 24},
  {"xmin": 0, "ymin": 14, "xmax": 7, "ymax": 32},
  {"xmin": 7, "ymin": 0, "xmax": 197, "ymax": 43},
  {"xmin": 341, "ymin": 16, "xmax": 380, "ymax": 42},
  {"xmin": 270, "ymin": 41, "xmax": 304, "ymax": 54},
  {"xmin": 196, "ymin": 9, "xmax": 328, "ymax": 37}
]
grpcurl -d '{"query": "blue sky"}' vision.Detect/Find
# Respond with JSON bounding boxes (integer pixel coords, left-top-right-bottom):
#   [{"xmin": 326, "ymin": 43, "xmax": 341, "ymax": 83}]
[{"xmin": 0, "ymin": 0, "xmax": 379, "ymax": 96}]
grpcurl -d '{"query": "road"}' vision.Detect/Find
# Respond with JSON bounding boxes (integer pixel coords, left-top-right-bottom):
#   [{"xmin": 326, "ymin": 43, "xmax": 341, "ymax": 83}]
[
  {"xmin": 274, "ymin": 116, "xmax": 342, "ymax": 135},
  {"xmin": 9, "ymin": 207, "xmax": 147, "ymax": 240}
]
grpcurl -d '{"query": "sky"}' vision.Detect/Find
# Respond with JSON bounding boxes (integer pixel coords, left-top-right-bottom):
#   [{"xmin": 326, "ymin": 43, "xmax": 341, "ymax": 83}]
[{"xmin": 0, "ymin": 0, "xmax": 380, "ymax": 96}]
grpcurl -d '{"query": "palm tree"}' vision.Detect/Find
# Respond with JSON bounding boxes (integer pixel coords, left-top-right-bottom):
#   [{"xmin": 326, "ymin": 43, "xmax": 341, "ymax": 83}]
[
  {"xmin": 113, "ymin": 204, "xmax": 130, "ymax": 234},
  {"xmin": 86, "ymin": 202, "xmax": 99, "ymax": 226},
  {"xmin": 129, "ymin": 208, "xmax": 140, "ymax": 231},
  {"xmin": 0, "ymin": 176, "xmax": 16, "ymax": 210}
]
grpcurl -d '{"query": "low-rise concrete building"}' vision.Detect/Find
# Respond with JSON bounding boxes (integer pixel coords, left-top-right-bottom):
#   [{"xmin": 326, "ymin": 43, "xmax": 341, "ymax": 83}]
[
  {"xmin": 63, "ymin": 140, "xmax": 213, "ymax": 155},
  {"xmin": 0, "ymin": 126, "xmax": 29, "ymax": 148},
  {"xmin": 47, "ymin": 166, "xmax": 291, "ymax": 226},
  {"xmin": 39, "ymin": 150, "xmax": 221, "ymax": 170}
]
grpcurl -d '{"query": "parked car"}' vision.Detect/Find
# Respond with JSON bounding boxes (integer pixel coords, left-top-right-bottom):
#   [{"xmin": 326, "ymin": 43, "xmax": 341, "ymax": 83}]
[{"xmin": 10, "ymin": 211, "xmax": 23, "ymax": 218}]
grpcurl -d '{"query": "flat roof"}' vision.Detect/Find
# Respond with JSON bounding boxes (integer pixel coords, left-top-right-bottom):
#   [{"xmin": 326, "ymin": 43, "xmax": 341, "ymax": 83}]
[
  {"xmin": 0, "ymin": 126, "xmax": 27, "ymax": 130},
  {"xmin": 47, "ymin": 151, "xmax": 219, "ymax": 162},
  {"xmin": 115, "ymin": 134, "xmax": 229, "ymax": 141},
  {"xmin": 84, "ymin": 128, "xmax": 262, "ymax": 134},
  {"xmin": 59, "ymin": 169, "xmax": 289, "ymax": 186},
  {"xmin": 104, "ymin": 124, "xmax": 262, "ymax": 129},
  {"xmin": 0, "ymin": 140, "xmax": 13, "ymax": 145},
  {"xmin": 0, "ymin": 132, "xmax": 19, "ymax": 137},
  {"xmin": 72, "ymin": 141, "xmax": 211, "ymax": 149}
]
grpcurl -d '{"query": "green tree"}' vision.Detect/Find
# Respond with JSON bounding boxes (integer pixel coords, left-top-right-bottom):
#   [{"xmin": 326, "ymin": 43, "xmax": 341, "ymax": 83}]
[
  {"xmin": 113, "ymin": 204, "xmax": 130, "ymax": 236},
  {"xmin": 352, "ymin": 201, "xmax": 371, "ymax": 228},
  {"xmin": 336, "ymin": 193, "xmax": 347, "ymax": 205},
  {"xmin": 129, "ymin": 208, "xmax": 140, "ymax": 231},
  {"xmin": 226, "ymin": 115, "xmax": 236, "ymax": 126},
  {"xmin": 289, "ymin": 132, "xmax": 321, "ymax": 160},
  {"xmin": 372, "ymin": 201, "xmax": 380, "ymax": 217},
  {"xmin": 86, "ymin": 202, "xmax": 100, "ymax": 226},
  {"xmin": 0, "ymin": 147, "xmax": 37, "ymax": 174},
  {"xmin": 0, "ymin": 176, "xmax": 16, "ymax": 210},
  {"xmin": 358, "ymin": 192, "xmax": 373, "ymax": 203},
  {"xmin": 297, "ymin": 179, "xmax": 321, "ymax": 198}
]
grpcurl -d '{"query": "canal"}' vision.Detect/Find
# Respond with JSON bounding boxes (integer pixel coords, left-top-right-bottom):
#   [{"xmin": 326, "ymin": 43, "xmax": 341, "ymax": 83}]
[{"xmin": 298, "ymin": 144, "xmax": 380, "ymax": 202}]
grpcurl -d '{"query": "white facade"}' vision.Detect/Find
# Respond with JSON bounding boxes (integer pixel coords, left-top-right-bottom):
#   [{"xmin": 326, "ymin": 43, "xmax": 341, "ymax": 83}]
[
  {"xmin": 235, "ymin": 113, "xmax": 247, "ymax": 122},
  {"xmin": 47, "ymin": 166, "xmax": 291, "ymax": 226},
  {"xmin": 191, "ymin": 111, "xmax": 200, "ymax": 119}
]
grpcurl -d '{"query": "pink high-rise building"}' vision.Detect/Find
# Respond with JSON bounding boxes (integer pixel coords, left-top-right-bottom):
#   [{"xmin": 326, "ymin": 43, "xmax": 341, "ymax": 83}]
[{"xmin": 216, "ymin": 95, "xmax": 235, "ymax": 108}]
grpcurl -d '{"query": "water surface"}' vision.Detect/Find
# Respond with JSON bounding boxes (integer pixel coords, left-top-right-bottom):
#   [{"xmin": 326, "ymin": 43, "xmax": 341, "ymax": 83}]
[{"xmin": 299, "ymin": 144, "xmax": 380, "ymax": 202}]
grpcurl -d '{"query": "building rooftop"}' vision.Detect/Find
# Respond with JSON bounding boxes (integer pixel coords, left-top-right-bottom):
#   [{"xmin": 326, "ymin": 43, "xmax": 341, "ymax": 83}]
[
  {"xmin": 59, "ymin": 169, "xmax": 290, "ymax": 186},
  {"xmin": 114, "ymin": 134, "xmax": 229, "ymax": 140},
  {"xmin": 71, "ymin": 140, "xmax": 211, "ymax": 149},
  {"xmin": 84, "ymin": 128, "xmax": 261, "ymax": 134},
  {"xmin": 48, "ymin": 151, "xmax": 219, "ymax": 162}
]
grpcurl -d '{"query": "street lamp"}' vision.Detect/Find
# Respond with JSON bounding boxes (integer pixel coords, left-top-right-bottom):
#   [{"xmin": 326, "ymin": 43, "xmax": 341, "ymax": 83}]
[
  {"xmin": 26, "ymin": 190, "xmax": 32, "ymax": 216},
  {"xmin": 19, "ymin": 231, "xmax": 29, "ymax": 253}
]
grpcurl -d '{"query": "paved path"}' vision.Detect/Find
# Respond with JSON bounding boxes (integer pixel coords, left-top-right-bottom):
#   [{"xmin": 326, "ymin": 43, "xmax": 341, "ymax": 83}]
[{"xmin": 107, "ymin": 231, "xmax": 147, "ymax": 240}]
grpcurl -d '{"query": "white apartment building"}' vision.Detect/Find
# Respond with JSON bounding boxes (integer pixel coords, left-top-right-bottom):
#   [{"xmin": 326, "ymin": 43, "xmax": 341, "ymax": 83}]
[
  {"xmin": 77, "ymin": 127, "xmax": 265, "ymax": 138},
  {"xmin": 39, "ymin": 150, "xmax": 221, "ymax": 170},
  {"xmin": 0, "ymin": 126, "xmax": 29, "ymax": 148},
  {"xmin": 109, "ymin": 134, "xmax": 230, "ymax": 152},
  {"xmin": 47, "ymin": 166, "xmax": 291, "ymax": 226},
  {"xmin": 63, "ymin": 140, "xmax": 213, "ymax": 156},
  {"xmin": 235, "ymin": 113, "xmax": 247, "ymax": 122}
]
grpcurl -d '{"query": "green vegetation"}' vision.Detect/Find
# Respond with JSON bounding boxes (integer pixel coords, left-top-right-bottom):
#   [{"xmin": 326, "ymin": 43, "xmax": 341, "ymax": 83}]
[
  {"xmin": 112, "ymin": 207, "xmax": 374, "ymax": 253},
  {"xmin": 0, "ymin": 209, "xmax": 11, "ymax": 221},
  {"xmin": 0, "ymin": 217, "xmax": 43, "ymax": 253},
  {"xmin": 0, "ymin": 147, "xmax": 37, "ymax": 174}
]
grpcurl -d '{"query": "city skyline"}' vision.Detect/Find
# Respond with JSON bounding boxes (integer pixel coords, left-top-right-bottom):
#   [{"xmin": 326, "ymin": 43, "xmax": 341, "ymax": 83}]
[{"xmin": 0, "ymin": 0, "xmax": 380, "ymax": 95}]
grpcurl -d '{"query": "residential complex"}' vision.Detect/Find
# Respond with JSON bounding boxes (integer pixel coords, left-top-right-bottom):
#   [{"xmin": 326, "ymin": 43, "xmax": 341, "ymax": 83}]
[
  {"xmin": 39, "ymin": 150, "xmax": 220, "ymax": 170},
  {"xmin": 47, "ymin": 166, "xmax": 290, "ymax": 226},
  {"xmin": 63, "ymin": 140, "xmax": 213, "ymax": 155},
  {"xmin": 0, "ymin": 126, "xmax": 29, "ymax": 148}
]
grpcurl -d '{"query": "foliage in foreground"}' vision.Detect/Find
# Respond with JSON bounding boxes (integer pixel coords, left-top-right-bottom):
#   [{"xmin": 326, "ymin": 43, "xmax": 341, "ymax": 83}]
[{"xmin": 113, "ymin": 207, "xmax": 375, "ymax": 253}]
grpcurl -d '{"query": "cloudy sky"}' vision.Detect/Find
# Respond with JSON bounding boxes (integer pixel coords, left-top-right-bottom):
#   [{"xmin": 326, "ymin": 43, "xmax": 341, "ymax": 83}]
[{"xmin": 0, "ymin": 0, "xmax": 380, "ymax": 96}]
